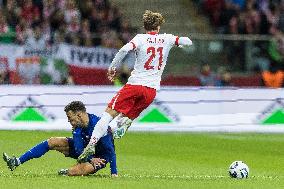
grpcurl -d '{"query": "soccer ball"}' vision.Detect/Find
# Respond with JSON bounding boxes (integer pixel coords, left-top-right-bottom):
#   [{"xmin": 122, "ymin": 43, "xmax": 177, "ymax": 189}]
[{"xmin": 228, "ymin": 161, "xmax": 249, "ymax": 179}]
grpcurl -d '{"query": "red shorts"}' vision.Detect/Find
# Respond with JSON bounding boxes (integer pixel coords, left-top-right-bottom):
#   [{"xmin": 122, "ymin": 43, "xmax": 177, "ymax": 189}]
[{"xmin": 108, "ymin": 84, "xmax": 156, "ymax": 120}]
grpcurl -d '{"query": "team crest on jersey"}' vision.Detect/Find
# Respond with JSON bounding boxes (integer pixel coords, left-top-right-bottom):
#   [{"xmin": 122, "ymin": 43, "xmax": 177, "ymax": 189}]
[
  {"xmin": 255, "ymin": 98, "xmax": 284, "ymax": 125},
  {"xmin": 138, "ymin": 99, "xmax": 180, "ymax": 123},
  {"xmin": 4, "ymin": 96, "xmax": 56, "ymax": 122}
]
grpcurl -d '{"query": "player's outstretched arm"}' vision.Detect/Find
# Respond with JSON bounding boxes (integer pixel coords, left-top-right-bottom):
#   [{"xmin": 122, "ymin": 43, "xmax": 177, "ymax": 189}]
[
  {"xmin": 108, "ymin": 43, "xmax": 133, "ymax": 82},
  {"xmin": 109, "ymin": 151, "xmax": 118, "ymax": 177},
  {"xmin": 177, "ymin": 37, "xmax": 192, "ymax": 47}
]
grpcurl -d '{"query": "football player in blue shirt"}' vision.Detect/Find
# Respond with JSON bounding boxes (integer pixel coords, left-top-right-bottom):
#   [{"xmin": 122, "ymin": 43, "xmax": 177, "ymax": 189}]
[{"xmin": 3, "ymin": 101, "xmax": 118, "ymax": 177}]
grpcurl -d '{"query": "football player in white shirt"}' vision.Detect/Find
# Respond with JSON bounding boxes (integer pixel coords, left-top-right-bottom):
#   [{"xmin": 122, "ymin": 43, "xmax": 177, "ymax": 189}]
[{"xmin": 78, "ymin": 10, "xmax": 192, "ymax": 162}]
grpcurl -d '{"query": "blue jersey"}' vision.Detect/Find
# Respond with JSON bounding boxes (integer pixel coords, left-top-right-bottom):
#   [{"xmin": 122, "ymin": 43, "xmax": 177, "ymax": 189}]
[{"xmin": 69, "ymin": 113, "xmax": 117, "ymax": 174}]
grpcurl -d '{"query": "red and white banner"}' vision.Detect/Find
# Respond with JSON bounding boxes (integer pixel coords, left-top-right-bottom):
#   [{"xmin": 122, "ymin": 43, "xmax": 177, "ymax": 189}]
[
  {"xmin": 0, "ymin": 44, "xmax": 121, "ymax": 84},
  {"xmin": 56, "ymin": 44, "xmax": 120, "ymax": 84},
  {"xmin": 0, "ymin": 44, "xmax": 119, "ymax": 70},
  {"xmin": 57, "ymin": 44, "xmax": 118, "ymax": 69}
]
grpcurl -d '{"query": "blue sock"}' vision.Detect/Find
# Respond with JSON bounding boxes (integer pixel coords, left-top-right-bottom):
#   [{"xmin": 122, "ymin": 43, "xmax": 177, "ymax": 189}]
[{"xmin": 19, "ymin": 140, "xmax": 49, "ymax": 165}]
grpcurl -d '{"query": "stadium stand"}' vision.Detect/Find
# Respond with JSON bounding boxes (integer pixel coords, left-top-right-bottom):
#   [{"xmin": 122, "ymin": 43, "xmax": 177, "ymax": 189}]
[
  {"xmin": 0, "ymin": 0, "xmax": 283, "ymax": 87},
  {"xmin": 0, "ymin": 0, "xmax": 136, "ymax": 47}
]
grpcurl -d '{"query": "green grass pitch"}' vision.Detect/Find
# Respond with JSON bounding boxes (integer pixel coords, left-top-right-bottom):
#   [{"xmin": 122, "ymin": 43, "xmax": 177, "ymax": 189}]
[{"xmin": 1, "ymin": 130, "xmax": 284, "ymax": 189}]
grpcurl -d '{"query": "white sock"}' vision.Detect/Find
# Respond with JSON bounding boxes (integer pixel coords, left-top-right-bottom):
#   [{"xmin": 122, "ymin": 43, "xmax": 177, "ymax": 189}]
[
  {"xmin": 16, "ymin": 158, "xmax": 21, "ymax": 166},
  {"xmin": 109, "ymin": 116, "xmax": 119, "ymax": 132},
  {"xmin": 91, "ymin": 112, "xmax": 114, "ymax": 141},
  {"xmin": 110, "ymin": 115, "xmax": 133, "ymax": 133}
]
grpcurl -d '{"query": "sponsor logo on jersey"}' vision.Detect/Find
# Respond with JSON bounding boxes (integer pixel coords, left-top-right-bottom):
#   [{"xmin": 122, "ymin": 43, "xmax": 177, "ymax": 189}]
[
  {"xmin": 138, "ymin": 99, "xmax": 180, "ymax": 123},
  {"xmin": 4, "ymin": 96, "xmax": 56, "ymax": 122},
  {"xmin": 256, "ymin": 98, "xmax": 284, "ymax": 125}
]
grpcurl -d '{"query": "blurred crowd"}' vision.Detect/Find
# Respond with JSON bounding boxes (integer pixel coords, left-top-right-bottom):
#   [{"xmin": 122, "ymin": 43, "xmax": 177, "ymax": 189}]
[
  {"xmin": 198, "ymin": 62, "xmax": 233, "ymax": 87},
  {"xmin": 0, "ymin": 0, "xmax": 136, "ymax": 48},
  {"xmin": 197, "ymin": 0, "xmax": 282, "ymax": 35},
  {"xmin": 194, "ymin": 0, "xmax": 284, "ymax": 87},
  {"xmin": 0, "ymin": 0, "xmax": 136, "ymax": 85}
]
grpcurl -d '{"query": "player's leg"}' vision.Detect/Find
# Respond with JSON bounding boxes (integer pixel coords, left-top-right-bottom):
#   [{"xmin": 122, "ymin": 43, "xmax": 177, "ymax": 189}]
[
  {"xmin": 108, "ymin": 85, "xmax": 143, "ymax": 139},
  {"xmin": 112, "ymin": 114, "xmax": 133, "ymax": 139},
  {"xmin": 92, "ymin": 84, "xmax": 138, "ymax": 142},
  {"xmin": 58, "ymin": 158, "xmax": 106, "ymax": 176},
  {"xmin": 3, "ymin": 137, "xmax": 69, "ymax": 171},
  {"xmin": 77, "ymin": 107, "xmax": 119, "ymax": 162},
  {"xmin": 113, "ymin": 86, "xmax": 156, "ymax": 139},
  {"xmin": 47, "ymin": 137, "xmax": 69, "ymax": 155},
  {"xmin": 78, "ymin": 85, "xmax": 137, "ymax": 162},
  {"xmin": 3, "ymin": 139, "xmax": 50, "ymax": 171},
  {"xmin": 90, "ymin": 107, "xmax": 119, "ymax": 143}
]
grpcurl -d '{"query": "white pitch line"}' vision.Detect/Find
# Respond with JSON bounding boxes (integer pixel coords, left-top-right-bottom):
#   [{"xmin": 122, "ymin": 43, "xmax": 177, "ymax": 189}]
[{"xmin": 119, "ymin": 174, "xmax": 281, "ymax": 180}]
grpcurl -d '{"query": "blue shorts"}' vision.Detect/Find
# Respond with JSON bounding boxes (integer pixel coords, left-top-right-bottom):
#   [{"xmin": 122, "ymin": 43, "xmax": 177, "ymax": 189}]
[
  {"xmin": 66, "ymin": 137, "xmax": 108, "ymax": 172},
  {"xmin": 66, "ymin": 137, "xmax": 79, "ymax": 159}
]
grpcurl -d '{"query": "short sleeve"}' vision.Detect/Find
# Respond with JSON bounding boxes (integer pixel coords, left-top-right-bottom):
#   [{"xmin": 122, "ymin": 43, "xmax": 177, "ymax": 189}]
[
  {"xmin": 167, "ymin": 34, "xmax": 179, "ymax": 47},
  {"xmin": 129, "ymin": 35, "xmax": 140, "ymax": 50}
]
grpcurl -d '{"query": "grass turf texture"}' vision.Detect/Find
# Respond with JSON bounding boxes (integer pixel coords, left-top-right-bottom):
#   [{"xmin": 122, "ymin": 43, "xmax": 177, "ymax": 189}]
[{"xmin": 1, "ymin": 131, "xmax": 284, "ymax": 189}]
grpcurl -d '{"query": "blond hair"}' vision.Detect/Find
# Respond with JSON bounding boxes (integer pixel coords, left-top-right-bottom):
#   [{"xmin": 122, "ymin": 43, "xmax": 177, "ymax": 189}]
[{"xmin": 143, "ymin": 10, "xmax": 165, "ymax": 31}]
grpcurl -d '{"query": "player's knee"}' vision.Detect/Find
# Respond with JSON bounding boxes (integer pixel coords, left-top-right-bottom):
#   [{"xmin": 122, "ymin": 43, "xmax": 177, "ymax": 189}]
[
  {"xmin": 106, "ymin": 107, "xmax": 119, "ymax": 118},
  {"xmin": 48, "ymin": 137, "xmax": 68, "ymax": 150},
  {"xmin": 47, "ymin": 137, "xmax": 61, "ymax": 149}
]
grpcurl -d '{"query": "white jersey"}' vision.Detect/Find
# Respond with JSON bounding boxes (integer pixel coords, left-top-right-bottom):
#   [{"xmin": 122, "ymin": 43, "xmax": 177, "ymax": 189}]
[{"xmin": 127, "ymin": 32, "xmax": 178, "ymax": 90}]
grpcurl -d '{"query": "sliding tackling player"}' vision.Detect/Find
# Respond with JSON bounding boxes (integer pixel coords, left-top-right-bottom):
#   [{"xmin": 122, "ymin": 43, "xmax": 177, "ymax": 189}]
[{"xmin": 3, "ymin": 101, "xmax": 118, "ymax": 177}]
